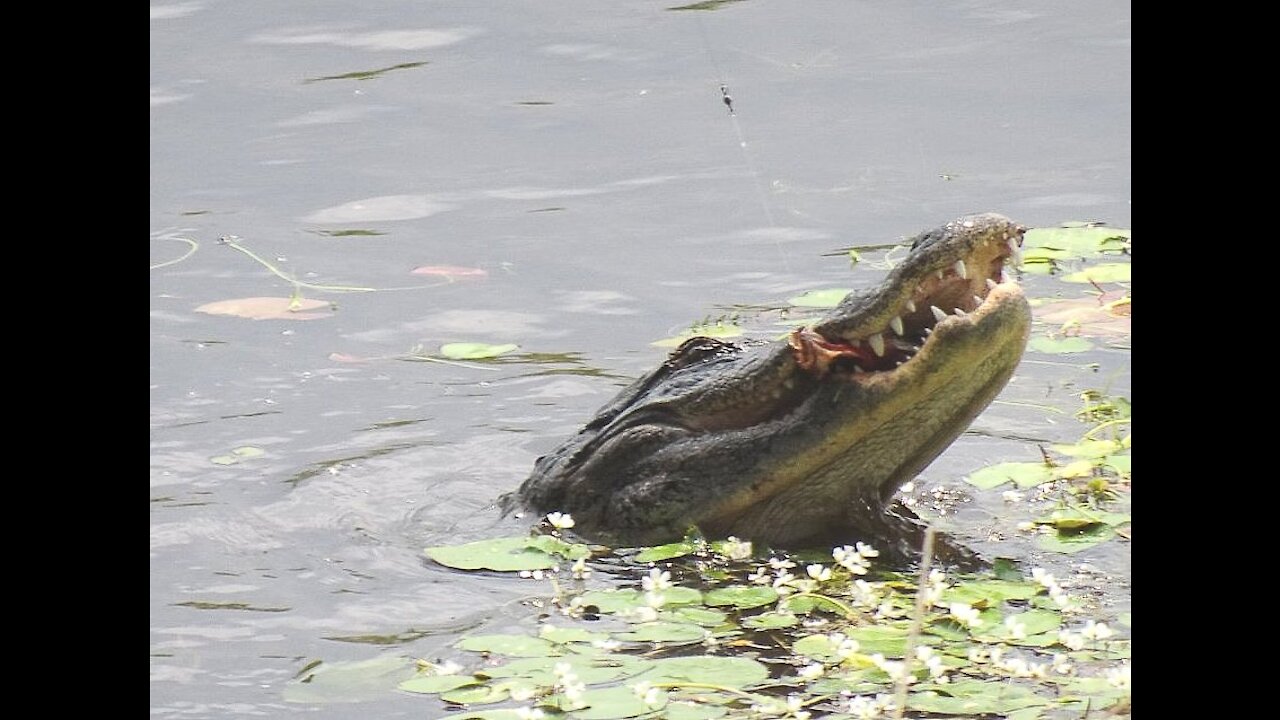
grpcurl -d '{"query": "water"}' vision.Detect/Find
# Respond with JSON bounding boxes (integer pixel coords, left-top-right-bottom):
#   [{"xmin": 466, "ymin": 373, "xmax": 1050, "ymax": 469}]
[{"xmin": 150, "ymin": 1, "xmax": 1130, "ymax": 716}]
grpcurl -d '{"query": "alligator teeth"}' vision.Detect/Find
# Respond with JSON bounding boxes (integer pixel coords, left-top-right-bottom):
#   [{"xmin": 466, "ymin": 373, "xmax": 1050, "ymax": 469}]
[
  {"xmin": 954, "ymin": 260, "xmax": 968, "ymax": 279},
  {"xmin": 936, "ymin": 270, "xmax": 945, "ymax": 280},
  {"xmin": 1006, "ymin": 238, "xmax": 1018, "ymax": 254},
  {"xmin": 1007, "ymin": 238, "xmax": 1023, "ymax": 264},
  {"xmin": 905, "ymin": 299, "xmax": 916, "ymax": 313},
  {"xmin": 1000, "ymin": 268, "xmax": 1011, "ymax": 284},
  {"xmin": 972, "ymin": 295, "xmax": 983, "ymax": 307},
  {"xmin": 930, "ymin": 305, "xmax": 948, "ymax": 322},
  {"xmin": 921, "ymin": 327, "xmax": 932, "ymax": 336},
  {"xmin": 986, "ymin": 278, "xmax": 998, "ymax": 290},
  {"xmin": 954, "ymin": 308, "xmax": 967, "ymax": 317},
  {"xmin": 868, "ymin": 333, "xmax": 886, "ymax": 357},
  {"xmin": 889, "ymin": 316, "xmax": 904, "ymax": 336}
]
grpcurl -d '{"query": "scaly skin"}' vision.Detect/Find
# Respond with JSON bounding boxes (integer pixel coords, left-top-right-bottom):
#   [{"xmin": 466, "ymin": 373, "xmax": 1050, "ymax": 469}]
[{"xmin": 505, "ymin": 213, "xmax": 1031, "ymax": 554}]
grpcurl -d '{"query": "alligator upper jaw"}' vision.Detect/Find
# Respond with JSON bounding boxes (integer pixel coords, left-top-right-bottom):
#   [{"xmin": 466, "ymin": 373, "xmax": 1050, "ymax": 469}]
[{"xmin": 796, "ymin": 218, "xmax": 1026, "ymax": 377}]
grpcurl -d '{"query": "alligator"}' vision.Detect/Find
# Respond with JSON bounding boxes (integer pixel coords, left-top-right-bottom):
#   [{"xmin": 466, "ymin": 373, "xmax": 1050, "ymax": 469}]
[{"xmin": 504, "ymin": 213, "xmax": 1030, "ymax": 558}]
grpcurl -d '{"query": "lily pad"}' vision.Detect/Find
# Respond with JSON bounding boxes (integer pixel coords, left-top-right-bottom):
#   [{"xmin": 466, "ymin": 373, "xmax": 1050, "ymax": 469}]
[
  {"xmin": 483, "ymin": 654, "xmax": 653, "ymax": 685},
  {"xmin": 1035, "ymin": 524, "xmax": 1117, "ymax": 554},
  {"xmin": 1028, "ymin": 336, "xmax": 1094, "ymax": 354},
  {"xmin": 634, "ymin": 541, "xmax": 696, "ymax": 562},
  {"xmin": 424, "ymin": 536, "xmax": 576, "ymax": 572},
  {"xmin": 1023, "ymin": 226, "xmax": 1131, "ymax": 259},
  {"xmin": 195, "ymin": 297, "xmax": 332, "ymax": 321},
  {"xmin": 455, "ymin": 634, "xmax": 561, "ymax": 658},
  {"xmin": 703, "ymin": 586, "xmax": 779, "ymax": 610},
  {"xmin": 1063, "ymin": 263, "xmax": 1131, "ymax": 284},
  {"xmin": 741, "ymin": 611, "xmax": 799, "ymax": 630},
  {"xmin": 283, "ymin": 655, "xmax": 416, "ymax": 704},
  {"xmin": 965, "ymin": 462, "xmax": 1053, "ymax": 490},
  {"xmin": 397, "ymin": 674, "xmax": 478, "ymax": 694},
  {"xmin": 440, "ymin": 342, "xmax": 519, "ymax": 360},
  {"xmin": 908, "ymin": 680, "xmax": 1051, "ymax": 715},
  {"xmin": 638, "ymin": 655, "xmax": 770, "ymax": 688},
  {"xmin": 613, "ymin": 621, "xmax": 707, "ymax": 643}
]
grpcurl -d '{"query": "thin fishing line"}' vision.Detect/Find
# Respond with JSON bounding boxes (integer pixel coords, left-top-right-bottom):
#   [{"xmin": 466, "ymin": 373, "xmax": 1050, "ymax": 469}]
[{"xmin": 693, "ymin": 13, "xmax": 791, "ymax": 273}]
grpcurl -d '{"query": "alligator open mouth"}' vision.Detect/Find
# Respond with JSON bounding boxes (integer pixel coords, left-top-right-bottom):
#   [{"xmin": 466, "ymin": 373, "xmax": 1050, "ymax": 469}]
[{"xmin": 791, "ymin": 218, "xmax": 1026, "ymax": 376}]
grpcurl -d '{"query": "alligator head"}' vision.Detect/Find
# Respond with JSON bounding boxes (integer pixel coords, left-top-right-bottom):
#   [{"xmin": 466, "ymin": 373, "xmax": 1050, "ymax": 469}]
[{"xmin": 505, "ymin": 213, "xmax": 1031, "ymax": 555}]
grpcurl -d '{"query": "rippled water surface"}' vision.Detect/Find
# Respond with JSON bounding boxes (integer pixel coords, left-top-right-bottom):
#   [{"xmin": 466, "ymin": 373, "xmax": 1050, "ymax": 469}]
[{"xmin": 150, "ymin": 1, "xmax": 1130, "ymax": 717}]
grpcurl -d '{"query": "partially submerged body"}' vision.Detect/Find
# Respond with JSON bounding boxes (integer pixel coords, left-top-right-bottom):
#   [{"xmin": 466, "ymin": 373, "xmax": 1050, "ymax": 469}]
[{"xmin": 505, "ymin": 214, "xmax": 1031, "ymax": 558}]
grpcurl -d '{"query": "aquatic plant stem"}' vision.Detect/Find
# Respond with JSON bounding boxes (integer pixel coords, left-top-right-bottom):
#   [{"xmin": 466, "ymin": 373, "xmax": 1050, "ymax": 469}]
[
  {"xmin": 893, "ymin": 527, "xmax": 935, "ymax": 719},
  {"xmin": 150, "ymin": 235, "xmax": 199, "ymax": 270},
  {"xmin": 219, "ymin": 236, "xmax": 376, "ymax": 293}
]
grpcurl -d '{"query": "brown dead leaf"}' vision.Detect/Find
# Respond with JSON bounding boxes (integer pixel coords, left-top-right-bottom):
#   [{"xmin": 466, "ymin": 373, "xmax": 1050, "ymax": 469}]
[{"xmin": 195, "ymin": 297, "xmax": 332, "ymax": 320}]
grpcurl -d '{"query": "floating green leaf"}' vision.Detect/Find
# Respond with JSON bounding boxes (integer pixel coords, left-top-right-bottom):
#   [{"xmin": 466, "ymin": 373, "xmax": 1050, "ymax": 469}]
[
  {"xmin": 703, "ymin": 586, "xmax": 779, "ymax": 609},
  {"xmin": 283, "ymin": 655, "xmax": 416, "ymax": 704},
  {"xmin": 1063, "ymin": 263, "xmax": 1131, "ymax": 284},
  {"xmin": 440, "ymin": 342, "xmax": 519, "ymax": 360},
  {"xmin": 638, "ymin": 656, "xmax": 769, "ymax": 688},
  {"xmin": 484, "ymin": 654, "xmax": 652, "ymax": 685},
  {"xmin": 742, "ymin": 611, "xmax": 799, "ymax": 630},
  {"xmin": 397, "ymin": 674, "xmax": 478, "ymax": 694},
  {"xmin": 1028, "ymin": 336, "xmax": 1094, "ymax": 354},
  {"xmin": 908, "ymin": 680, "xmax": 1051, "ymax": 715},
  {"xmin": 965, "ymin": 462, "xmax": 1053, "ymax": 489},
  {"xmin": 1036, "ymin": 524, "xmax": 1117, "ymax": 554},
  {"xmin": 614, "ymin": 621, "xmax": 707, "ymax": 643},
  {"xmin": 455, "ymin": 634, "xmax": 560, "ymax": 658},
  {"xmin": 526, "ymin": 534, "xmax": 593, "ymax": 560},
  {"xmin": 425, "ymin": 536, "xmax": 563, "ymax": 572},
  {"xmin": 540, "ymin": 625, "xmax": 611, "ymax": 645},
  {"xmin": 943, "ymin": 580, "xmax": 1041, "ymax": 607},
  {"xmin": 1023, "ymin": 226, "xmax": 1130, "ymax": 259},
  {"xmin": 788, "ymin": 288, "xmax": 851, "ymax": 308},
  {"xmin": 566, "ymin": 684, "xmax": 667, "ymax": 719},
  {"xmin": 440, "ymin": 682, "xmax": 510, "ymax": 705},
  {"xmin": 668, "ymin": 606, "xmax": 728, "ymax": 627},
  {"xmin": 1052, "ymin": 439, "xmax": 1126, "ymax": 458},
  {"xmin": 634, "ymin": 541, "xmax": 696, "ymax": 562}
]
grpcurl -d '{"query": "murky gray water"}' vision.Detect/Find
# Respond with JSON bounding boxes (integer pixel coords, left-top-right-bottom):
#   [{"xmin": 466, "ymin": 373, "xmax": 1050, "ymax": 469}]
[{"xmin": 151, "ymin": 1, "xmax": 1130, "ymax": 717}]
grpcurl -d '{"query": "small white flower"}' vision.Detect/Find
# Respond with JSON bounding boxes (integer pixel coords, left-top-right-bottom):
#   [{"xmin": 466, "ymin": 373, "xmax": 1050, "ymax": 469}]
[
  {"xmin": 1030, "ymin": 568, "xmax": 1055, "ymax": 587},
  {"xmin": 514, "ymin": 707, "xmax": 544, "ymax": 720},
  {"xmin": 1057, "ymin": 629, "xmax": 1086, "ymax": 651},
  {"xmin": 748, "ymin": 567, "xmax": 771, "ymax": 584},
  {"xmin": 571, "ymin": 557, "xmax": 591, "ymax": 579},
  {"xmin": 642, "ymin": 568, "xmax": 673, "ymax": 593},
  {"xmin": 644, "ymin": 591, "xmax": 666, "ymax": 609},
  {"xmin": 429, "ymin": 660, "xmax": 463, "ymax": 675},
  {"xmin": 553, "ymin": 662, "xmax": 574, "ymax": 678},
  {"xmin": 593, "ymin": 638, "xmax": 621, "ymax": 651},
  {"xmin": 509, "ymin": 686, "xmax": 536, "ymax": 701},
  {"xmin": 806, "ymin": 564, "xmax": 832, "ymax": 582},
  {"xmin": 773, "ymin": 571, "xmax": 796, "ymax": 588},
  {"xmin": 721, "ymin": 536, "xmax": 754, "ymax": 560},
  {"xmin": 1081, "ymin": 620, "xmax": 1114, "ymax": 641},
  {"xmin": 1004, "ymin": 616, "xmax": 1027, "ymax": 640},
  {"xmin": 1051, "ymin": 653, "xmax": 1073, "ymax": 675},
  {"xmin": 784, "ymin": 694, "xmax": 810, "ymax": 719},
  {"xmin": 1106, "ymin": 662, "xmax": 1131, "ymax": 689},
  {"xmin": 546, "ymin": 511, "xmax": 575, "ymax": 529},
  {"xmin": 855, "ymin": 541, "xmax": 879, "ymax": 558},
  {"xmin": 633, "ymin": 606, "xmax": 659, "ymax": 622},
  {"xmin": 768, "ymin": 556, "xmax": 796, "ymax": 571},
  {"xmin": 1001, "ymin": 490, "xmax": 1024, "ymax": 503},
  {"xmin": 1015, "ymin": 521, "xmax": 1037, "ymax": 532},
  {"xmin": 797, "ymin": 663, "xmax": 824, "ymax": 680},
  {"xmin": 948, "ymin": 602, "xmax": 983, "ymax": 628}
]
